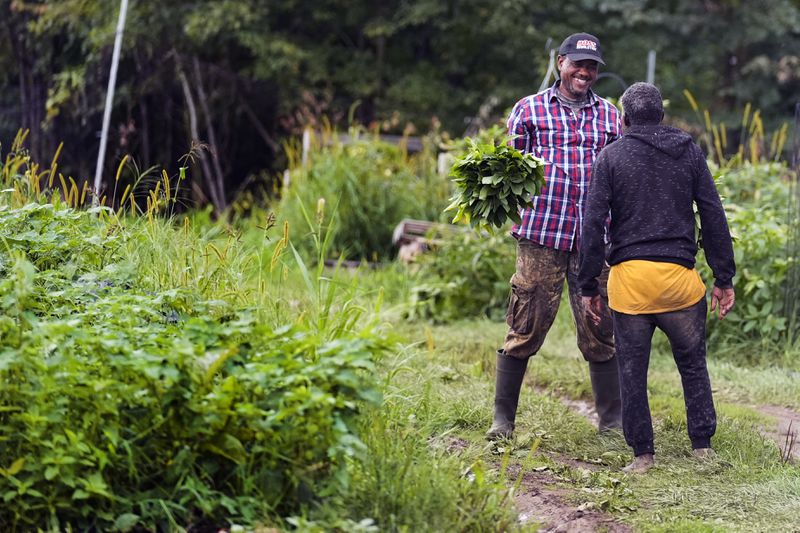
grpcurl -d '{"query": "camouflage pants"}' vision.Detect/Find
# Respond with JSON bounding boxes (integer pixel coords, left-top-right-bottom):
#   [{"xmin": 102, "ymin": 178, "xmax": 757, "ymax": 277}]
[{"xmin": 503, "ymin": 239, "xmax": 614, "ymax": 362}]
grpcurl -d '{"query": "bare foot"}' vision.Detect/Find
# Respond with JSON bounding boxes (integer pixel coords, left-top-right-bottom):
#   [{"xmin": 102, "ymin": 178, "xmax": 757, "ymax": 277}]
[
  {"xmin": 622, "ymin": 453, "xmax": 655, "ymax": 474},
  {"xmin": 485, "ymin": 422, "xmax": 514, "ymax": 441},
  {"xmin": 692, "ymin": 447, "xmax": 716, "ymax": 460}
]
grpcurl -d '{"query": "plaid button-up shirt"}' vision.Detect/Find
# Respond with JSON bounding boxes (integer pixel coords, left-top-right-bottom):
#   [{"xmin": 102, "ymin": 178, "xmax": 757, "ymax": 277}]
[{"xmin": 507, "ymin": 82, "xmax": 621, "ymax": 251}]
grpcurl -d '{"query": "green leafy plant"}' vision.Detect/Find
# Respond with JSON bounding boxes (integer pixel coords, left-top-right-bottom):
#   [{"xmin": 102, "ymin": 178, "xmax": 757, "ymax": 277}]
[
  {"xmin": 697, "ymin": 161, "xmax": 796, "ymax": 354},
  {"xmin": 279, "ymin": 127, "xmax": 449, "ymax": 261},
  {"xmin": 446, "ymin": 136, "xmax": 545, "ymax": 232},
  {"xmin": 406, "ymin": 229, "xmax": 515, "ymax": 322},
  {"xmin": 0, "ymin": 197, "xmax": 390, "ymax": 530},
  {"xmin": 0, "ymin": 299, "xmax": 387, "ymax": 530}
]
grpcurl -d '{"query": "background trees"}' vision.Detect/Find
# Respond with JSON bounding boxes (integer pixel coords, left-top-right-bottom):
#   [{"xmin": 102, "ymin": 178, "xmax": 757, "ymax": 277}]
[{"xmin": 0, "ymin": 0, "xmax": 798, "ymax": 211}]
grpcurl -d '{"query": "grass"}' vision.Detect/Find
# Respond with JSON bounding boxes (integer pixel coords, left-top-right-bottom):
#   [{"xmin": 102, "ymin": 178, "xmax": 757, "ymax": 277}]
[
  {"xmin": 5, "ymin": 130, "xmax": 799, "ymax": 531},
  {"xmin": 371, "ymin": 285, "xmax": 800, "ymax": 532},
  {"xmin": 14, "ymin": 200, "xmax": 791, "ymax": 531},
  {"xmin": 90, "ymin": 212, "xmax": 798, "ymax": 531}
]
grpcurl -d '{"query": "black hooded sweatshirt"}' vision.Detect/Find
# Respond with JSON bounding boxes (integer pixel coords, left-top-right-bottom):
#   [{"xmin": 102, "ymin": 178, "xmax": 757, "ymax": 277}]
[{"xmin": 578, "ymin": 124, "xmax": 735, "ymax": 297}]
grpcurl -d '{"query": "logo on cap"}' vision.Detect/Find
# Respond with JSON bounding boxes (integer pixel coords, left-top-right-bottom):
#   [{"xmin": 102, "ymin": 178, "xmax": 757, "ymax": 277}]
[{"xmin": 576, "ymin": 39, "xmax": 597, "ymax": 51}]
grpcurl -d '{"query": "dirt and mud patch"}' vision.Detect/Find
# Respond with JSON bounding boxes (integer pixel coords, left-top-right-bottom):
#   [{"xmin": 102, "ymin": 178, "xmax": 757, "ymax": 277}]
[
  {"xmin": 507, "ymin": 466, "xmax": 631, "ymax": 532},
  {"xmin": 531, "ymin": 383, "xmax": 602, "ymax": 430},
  {"xmin": 557, "ymin": 395, "xmax": 600, "ymax": 429},
  {"xmin": 546, "ymin": 452, "xmax": 604, "ymax": 472},
  {"xmin": 427, "ymin": 433, "xmax": 471, "ymax": 452},
  {"xmin": 753, "ymin": 404, "xmax": 800, "ymax": 462}
]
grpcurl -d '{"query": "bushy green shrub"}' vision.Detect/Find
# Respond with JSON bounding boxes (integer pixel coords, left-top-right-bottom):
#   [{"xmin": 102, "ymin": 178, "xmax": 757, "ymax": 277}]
[
  {"xmin": 698, "ymin": 161, "xmax": 796, "ymax": 351},
  {"xmin": 406, "ymin": 229, "xmax": 515, "ymax": 322},
  {"xmin": 278, "ymin": 129, "xmax": 450, "ymax": 261},
  {"xmin": 407, "ymin": 160, "xmax": 799, "ymax": 351},
  {"xmin": 0, "ymin": 203, "xmax": 387, "ymax": 530}
]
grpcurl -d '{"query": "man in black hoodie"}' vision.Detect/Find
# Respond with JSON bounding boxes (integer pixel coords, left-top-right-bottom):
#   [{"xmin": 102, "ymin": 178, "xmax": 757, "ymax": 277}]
[{"xmin": 578, "ymin": 82, "xmax": 736, "ymax": 473}]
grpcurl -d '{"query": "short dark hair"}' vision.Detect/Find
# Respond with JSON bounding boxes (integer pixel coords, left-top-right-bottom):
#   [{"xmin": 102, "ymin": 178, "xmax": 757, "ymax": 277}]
[{"xmin": 620, "ymin": 82, "xmax": 663, "ymax": 125}]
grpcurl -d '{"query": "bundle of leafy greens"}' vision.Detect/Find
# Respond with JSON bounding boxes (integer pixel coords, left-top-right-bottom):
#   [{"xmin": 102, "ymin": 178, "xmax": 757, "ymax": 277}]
[{"xmin": 446, "ymin": 137, "xmax": 545, "ymax": 232}]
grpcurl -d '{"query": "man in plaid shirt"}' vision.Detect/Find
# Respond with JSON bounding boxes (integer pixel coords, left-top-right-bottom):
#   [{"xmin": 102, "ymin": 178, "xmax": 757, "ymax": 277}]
[{"xmin": 487, "ymin": 32, "xmax": 623, "ymax": 439}]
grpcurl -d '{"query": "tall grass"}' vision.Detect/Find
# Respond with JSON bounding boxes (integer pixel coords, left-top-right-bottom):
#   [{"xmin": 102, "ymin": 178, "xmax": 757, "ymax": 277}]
[
  {"xmin": 0, "ymin": 136, "xmax": 398, "ymax": 529},
  {"xmin": 682, "ymin": 90, "xmax": 790, "ymax": 167},
  {"xmin": 0, "ymin": 136, "xmax": 537, "ymax": 530},
  {"xmin": 279, "ymin": 126, "xmax": 451, "ymax": 262}
]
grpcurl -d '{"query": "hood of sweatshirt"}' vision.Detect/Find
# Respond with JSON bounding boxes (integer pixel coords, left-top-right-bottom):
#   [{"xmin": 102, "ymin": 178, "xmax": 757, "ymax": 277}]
[{"xmin": 624, "ymin": 124, "xmax": 694, "ymax": 159}]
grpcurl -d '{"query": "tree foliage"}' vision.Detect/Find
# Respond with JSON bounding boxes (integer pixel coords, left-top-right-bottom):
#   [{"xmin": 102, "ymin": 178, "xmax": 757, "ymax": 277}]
[{"xmin": 0, "ymin": 0, "xmax": 798, "ymax": 211}]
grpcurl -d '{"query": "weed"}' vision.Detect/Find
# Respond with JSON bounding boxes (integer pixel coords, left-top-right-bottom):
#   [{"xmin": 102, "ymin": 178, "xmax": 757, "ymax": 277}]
[
  {"xmin": 279, "ymin": 126, "xmax": 450, "ymax": 261},
  {"xmin": 0, "ymin": 146, "xmax": 392, "ymax": 530}
]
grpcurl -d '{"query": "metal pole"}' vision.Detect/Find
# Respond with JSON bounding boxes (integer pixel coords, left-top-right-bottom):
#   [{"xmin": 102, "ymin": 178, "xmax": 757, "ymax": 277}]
[
  {"xmin": 646, "ymin": 50, "xmax": 656, "ymax": 84},
  {"xmin": 92, "ymin": 0, "xmax": 129, "ymax": 206},
  {"xmin": 787, "ymin": 102, "xmax": 800, "ymax": 342},
  {"xmin": 539, "ymin": 48, "xmax": 556, "ymax": 93},
  {"xmin": 596, "ymin": 72, "xmax": 628, "ymax": 93}
]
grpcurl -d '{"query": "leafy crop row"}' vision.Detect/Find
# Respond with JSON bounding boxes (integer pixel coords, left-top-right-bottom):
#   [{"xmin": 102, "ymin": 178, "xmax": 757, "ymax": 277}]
[{"xmin": 0, "ymin": 196, "xmax": 387, "ymax": 529}]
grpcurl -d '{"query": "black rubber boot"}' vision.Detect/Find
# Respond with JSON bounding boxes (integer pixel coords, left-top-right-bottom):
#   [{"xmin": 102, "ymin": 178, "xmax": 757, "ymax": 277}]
[
  {"xmin": 589, "ymin": 357, "xmax": 623, "ymax": 432},
  {"xmin": 486, "ymin": 349, "xmax": 529, "ymax": 440}
]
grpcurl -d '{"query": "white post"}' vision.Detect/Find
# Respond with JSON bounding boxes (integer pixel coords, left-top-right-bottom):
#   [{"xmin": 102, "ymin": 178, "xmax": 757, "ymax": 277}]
[
  {"xmin": 301, "ymin": 128, "xmax": 311, "ymax": 167},
  {"xmin": 93, "ymin": 0, "xmax": 129, "ymax": 206},
  {"xmin": 646, "ymin": 49, "xmax": 656, "ymax": 84}
]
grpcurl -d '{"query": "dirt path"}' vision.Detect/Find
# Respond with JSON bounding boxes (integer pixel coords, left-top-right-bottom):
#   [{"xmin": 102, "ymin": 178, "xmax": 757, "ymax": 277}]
[
  {"xmin": 444, "ymin": 429, "xmax": 629, "ymax": 532},
  {"xmin": 753, "ymin": 405, "xmax": 800, "ymax": 462},
  {"xmin": 478, "ymin": 387, "xmax": 800, "ymax": 530},
  {"xmin": 517, "ymin": 389, "xmax": 633, "ymax": 530},
  {"xmin": 557, "ymin": 395, "xmax": 600, "ymax": 429},
  {"xmin": 509, "ymin": 466, "xmax": 631, "ymax": 532}
]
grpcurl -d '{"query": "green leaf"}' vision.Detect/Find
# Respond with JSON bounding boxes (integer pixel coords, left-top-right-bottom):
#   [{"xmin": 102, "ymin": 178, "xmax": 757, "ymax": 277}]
[
  {"xmin": 44, "ymin": 465, "xmax": 59, "ymax": 481},
  {"xmin": 72, "ymin": 489, "xmax": 90, "ymax": 500},
  {"xmin": 6, "ymin": 458, "xmax": 24, "ymax": 476},
  {"xmin": 113, "ymin": 514, "xmax": 141, "ymax": 532},
  {"xmin": 204, "ymin": 433, "xmax": 248, "ymax": 464}
]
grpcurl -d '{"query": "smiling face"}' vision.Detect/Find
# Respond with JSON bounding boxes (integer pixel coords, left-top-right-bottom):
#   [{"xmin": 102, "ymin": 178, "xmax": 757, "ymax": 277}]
[{"xmin": 557, "ymin": 56, "xmax": 599, "ymax": 100}]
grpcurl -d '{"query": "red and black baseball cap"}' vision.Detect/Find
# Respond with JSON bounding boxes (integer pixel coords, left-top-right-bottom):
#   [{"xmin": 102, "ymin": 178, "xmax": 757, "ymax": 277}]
[{"xmin": 558, "ymin": 32, "xmax": 605, "ymax": 65}]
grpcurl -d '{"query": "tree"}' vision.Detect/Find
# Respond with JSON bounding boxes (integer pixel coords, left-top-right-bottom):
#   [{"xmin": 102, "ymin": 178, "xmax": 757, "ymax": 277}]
[{"xmin": 1, "ymin": 0, "xmax": 797, "ymax": 213}]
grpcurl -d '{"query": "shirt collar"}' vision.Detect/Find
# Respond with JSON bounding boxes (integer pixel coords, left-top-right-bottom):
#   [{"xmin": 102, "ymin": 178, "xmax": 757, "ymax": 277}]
[{"xmin": 548, "ymin": 80, "xmax": 598, "ymax": 107}]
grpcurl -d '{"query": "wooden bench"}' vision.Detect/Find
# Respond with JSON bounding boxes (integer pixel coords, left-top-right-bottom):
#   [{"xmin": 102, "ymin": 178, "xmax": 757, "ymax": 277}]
[{"xmin": 392, "ymin": 218, "xmax": 464, "ymax": 262}]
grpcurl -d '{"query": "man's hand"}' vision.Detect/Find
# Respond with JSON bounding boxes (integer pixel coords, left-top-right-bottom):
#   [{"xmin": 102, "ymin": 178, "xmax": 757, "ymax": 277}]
[
  {"xmin": 710, "ymin": 286, "xmax": 735, "ymax": 320},
  {"xmin": 582, "ymin": 294, "xmax": 604, "ymax": 326}
]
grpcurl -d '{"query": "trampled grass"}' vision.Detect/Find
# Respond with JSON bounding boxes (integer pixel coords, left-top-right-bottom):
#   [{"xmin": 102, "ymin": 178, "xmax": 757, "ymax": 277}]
[{"xmin": 379, "ymin": 288, "xmax": 800, "ymax": 532}]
